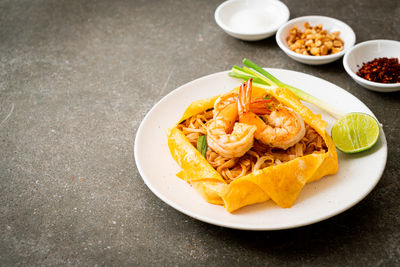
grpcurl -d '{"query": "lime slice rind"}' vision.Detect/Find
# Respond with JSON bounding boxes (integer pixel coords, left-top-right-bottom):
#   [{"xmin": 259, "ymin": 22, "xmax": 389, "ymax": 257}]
[{"xmin": 331, "ymin": 112, "xmax": 380, "ymax": 154}]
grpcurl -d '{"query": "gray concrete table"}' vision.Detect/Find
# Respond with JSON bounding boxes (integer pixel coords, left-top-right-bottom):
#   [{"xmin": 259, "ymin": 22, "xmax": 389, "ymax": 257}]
[{"xmin": 1, "ymin": 0, "xmax": 399, "ymax": 265}]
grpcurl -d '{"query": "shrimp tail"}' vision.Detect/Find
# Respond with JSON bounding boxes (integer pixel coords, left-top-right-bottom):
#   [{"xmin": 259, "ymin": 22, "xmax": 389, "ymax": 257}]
[
  {"xmin": 249, "ymin": 99, "xmax": 272, "ymax": 115},
  {"xmin": 238, "ymin": 79, "xmax": 252, "ymax": 115},
  {"xmin": 238, "ymin": 79, "xmax": 267, "ymax": 135}
]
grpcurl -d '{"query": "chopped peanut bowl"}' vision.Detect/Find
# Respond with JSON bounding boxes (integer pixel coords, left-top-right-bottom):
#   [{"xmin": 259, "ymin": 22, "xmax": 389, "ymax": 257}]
[{"xmin": 276, "ymin": 16, "xmax": 355, "ymax": 65}]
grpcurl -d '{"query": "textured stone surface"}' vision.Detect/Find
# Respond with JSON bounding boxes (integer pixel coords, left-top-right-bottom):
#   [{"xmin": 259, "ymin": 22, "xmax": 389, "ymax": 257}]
[{"xmin": 0, "ymin": 0, "xmax": 399, "ymax": 265}]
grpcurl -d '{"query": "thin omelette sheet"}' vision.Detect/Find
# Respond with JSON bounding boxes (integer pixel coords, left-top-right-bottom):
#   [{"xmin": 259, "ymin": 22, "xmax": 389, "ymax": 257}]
[{"xmin": 167, "ymin": 86, "xmax": 338, "ymax": 212}]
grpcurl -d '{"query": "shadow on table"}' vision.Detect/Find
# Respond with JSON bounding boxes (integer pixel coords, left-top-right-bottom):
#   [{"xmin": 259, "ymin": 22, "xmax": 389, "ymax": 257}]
[{"xmin": 206, "ymin": 189, "xmax": 386, "ymax": 260}]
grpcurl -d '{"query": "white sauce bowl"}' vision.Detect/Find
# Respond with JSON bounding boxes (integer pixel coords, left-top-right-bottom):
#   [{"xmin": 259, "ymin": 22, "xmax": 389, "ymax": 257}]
[{"xmin": 215, "ymin": 0, "xmax": 290, "ymax": 41}]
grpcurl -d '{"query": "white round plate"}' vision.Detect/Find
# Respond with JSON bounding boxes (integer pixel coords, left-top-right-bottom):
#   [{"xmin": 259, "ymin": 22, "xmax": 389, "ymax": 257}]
[{"xmin": 134, "ymin": 69, "xmax": 387, "ymax": 230}]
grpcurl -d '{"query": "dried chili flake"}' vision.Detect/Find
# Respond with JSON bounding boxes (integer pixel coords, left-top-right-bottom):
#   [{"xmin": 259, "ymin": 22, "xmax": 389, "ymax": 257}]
[{"xmin": 356, "ymin": 57, "xmax": 400, "ymax": 84}]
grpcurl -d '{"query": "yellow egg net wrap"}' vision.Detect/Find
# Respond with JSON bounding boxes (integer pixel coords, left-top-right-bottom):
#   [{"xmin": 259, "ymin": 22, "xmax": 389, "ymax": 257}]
[{"xmin": 167, "ymin": 85, "xmax": 338, "ymax": 213}]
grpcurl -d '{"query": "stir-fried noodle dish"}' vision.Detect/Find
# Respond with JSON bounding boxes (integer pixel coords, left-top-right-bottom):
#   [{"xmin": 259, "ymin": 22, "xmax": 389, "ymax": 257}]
[
  {"xmin": 168, "ymin": 79, "xmax": 338, "ymax": 212},
  {"xmin": 178, "ymin": 106, "xmax": 327, "ymax": 183}
]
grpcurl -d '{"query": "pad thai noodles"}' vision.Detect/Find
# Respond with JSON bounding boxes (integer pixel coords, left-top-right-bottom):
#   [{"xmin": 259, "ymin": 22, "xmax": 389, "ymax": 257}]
[{"xmin": 177, "ymin": 79, "xmax": 327, "ymax": 183}]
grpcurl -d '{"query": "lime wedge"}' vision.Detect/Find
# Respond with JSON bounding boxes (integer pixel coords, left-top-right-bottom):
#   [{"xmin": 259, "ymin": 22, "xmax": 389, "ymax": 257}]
[{"xmin": 331, "ymin": 112, "xmax": 380, "ymax": 153}]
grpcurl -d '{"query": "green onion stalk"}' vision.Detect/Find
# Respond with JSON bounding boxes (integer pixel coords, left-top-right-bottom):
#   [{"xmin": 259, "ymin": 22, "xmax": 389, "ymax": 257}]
[
  {"xmin": 197, "ymin": 135, "xmax": 207, "ymax": 157},
  {"xmin": 228, "ymin": 58, "xmax": 346, "ymax": 119}
]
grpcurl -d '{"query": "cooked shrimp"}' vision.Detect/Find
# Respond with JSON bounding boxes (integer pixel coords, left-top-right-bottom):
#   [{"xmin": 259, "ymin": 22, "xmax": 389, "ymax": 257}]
[
  {"xmin": 206, "ymin": 101, "xmax": 256, "ymax": 158},
  {"xmin": 214, "ymin": 90, "xmax": 274, "ymax": 116},
  {"xmin": 238, "ymin": 79, "xmax": 306, "ymax": 150},
  {"xmin": 213, "ymin": 92, "xmax": 237, "ymax": 117}
]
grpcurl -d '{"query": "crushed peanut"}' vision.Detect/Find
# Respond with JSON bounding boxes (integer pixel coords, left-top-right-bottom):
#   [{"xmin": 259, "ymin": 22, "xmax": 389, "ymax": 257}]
[{"xmin": 286, "ymin": 22, "xmax": 344, "ymax": 56}]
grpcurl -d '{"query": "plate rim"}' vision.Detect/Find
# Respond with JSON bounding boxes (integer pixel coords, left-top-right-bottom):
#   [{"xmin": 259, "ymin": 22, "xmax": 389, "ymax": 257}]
[{"xmin": 134, "ymin": 68, "xmax": 387, "ymax": 230}]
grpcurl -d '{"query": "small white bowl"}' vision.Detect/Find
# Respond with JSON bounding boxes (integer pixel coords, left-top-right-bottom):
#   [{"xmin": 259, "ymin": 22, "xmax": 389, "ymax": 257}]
[
  {"xmin": 214, "ymin": 0, "xmax": 290, "ymax": 41},
  {"xmin": 343, "ymin": 40, "xmax": 400, "ymax": 92},
  {"xmin": 276, "ymin": 16, "xmax": 356, "ymax": 65}
]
